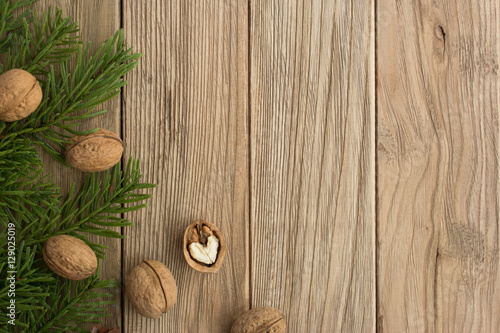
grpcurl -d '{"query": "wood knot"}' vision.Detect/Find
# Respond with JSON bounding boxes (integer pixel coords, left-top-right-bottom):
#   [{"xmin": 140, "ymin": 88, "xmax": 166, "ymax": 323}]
[
  {"xmin": 433, "ymin": 24, "xmax": 447, "ymax": 64},
  {"xmin": 435, "ymin": 25, "xmax": 446, "ymax": 43}
]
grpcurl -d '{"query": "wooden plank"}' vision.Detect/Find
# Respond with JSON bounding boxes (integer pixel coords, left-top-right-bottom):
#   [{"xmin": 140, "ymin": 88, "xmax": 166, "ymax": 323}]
[
  {"xmin": 34, "ymin": 0, "xmax": 122, "ymax": 329},
  {"xmin": 122, "ymin": 0, "xmax": 249, "ymax": 331},
  {"xmin": 377, "ymin": 0, "xmax": 499, "ymax": 331},
  {"xmin": 250, "ymin": 1, "xmax": 375, "ymax": 332}
]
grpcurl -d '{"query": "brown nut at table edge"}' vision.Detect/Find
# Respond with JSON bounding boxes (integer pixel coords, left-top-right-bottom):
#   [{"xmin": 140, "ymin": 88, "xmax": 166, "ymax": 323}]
[
  {"xmin": 43, "ymin": 235, "xmax": 97, "ymax": 280},
  {"xmin": 183, "ymin": 220, "xmax": 226, "ymax": 273},
  {"xmin": 231, "ymin": 307, "xmax": 286, "ymax": 333},
  {"xmin": 126, "ymin": 260, "xmax": 177, "ymax": 319},
  {"xmin": 0, "ymin": 69, "xmax": 43, "ymax": 122},
  {"xmin": 65, "ymin": 128, "xmax": 123, "ymax": 172}
]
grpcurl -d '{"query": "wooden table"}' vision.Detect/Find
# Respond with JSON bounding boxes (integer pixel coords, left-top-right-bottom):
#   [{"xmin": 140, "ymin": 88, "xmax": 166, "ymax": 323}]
[{"xmin": 38, "ymin": 0, "xmax": 499, "ymax": 332}]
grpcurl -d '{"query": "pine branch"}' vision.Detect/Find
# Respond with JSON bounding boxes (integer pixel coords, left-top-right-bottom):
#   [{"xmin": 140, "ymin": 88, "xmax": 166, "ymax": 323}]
[
  {"xmin": 0, "ymin": 0, "xmax": 38, "ymax": 55},
  {"xmin": 1, "ymin": 29, "xmax": 141, "ymax": 164},
  {"xmin": 35, "ymin": 272, "xmax": 120, "ymax": 332},
  {"xmin": 1, "ymin": 8, "xmax": 141, "ymax": 165},
  {"xmin": 0, "ymin": 254, "xmax": 119, "ymax": 332},
  {"xmin": 0, "ymin": 2, "xmax": 154, "ymax": 331},
  {"xmin": 0, "ymin": 158, "xmax": 155, "ymax": 332},
  {"xmin": 3, "ymin": 7, "xmax": 81, "ymax": 75},
  {"xmin": 0, "ymin": 135, "xmax": 60, "ymax": 223},
  {"xmin": 23, "ymin": 158, "xmax": 156, "ymax": 258},
  {"xmin": 0, "ymin": 242, "xmax": 54, "ymax": 330}
]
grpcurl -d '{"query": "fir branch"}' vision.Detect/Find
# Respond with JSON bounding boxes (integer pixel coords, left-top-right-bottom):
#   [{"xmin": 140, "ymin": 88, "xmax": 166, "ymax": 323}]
[
  {"xmin": 1, "ymin": 158, "xmax": 155, "ymax": 331},
  {"xmin": 3, "ymin": 7, "xmax": 81, "ymax": 75},
  {"xmin": 22, "ymin": 158, "xmax": 155, "ymax": 248},
  {"xmin": 0, "ymin": 0, "xmax": 37, "ymax": 55},
  {"xmin": 0, "ymin": 259, "xmax": 120, "ymax": 332},
  {"xmin": 0, "ymin": 2, "xmax": 154, "ymax": 331},
  {"xmin": 0, "ymin": 136, "xmax": 60, "ymax": 223},
  {"xmin": 34, "ymin": 272, "xmax": 120, "ymax": 332},
  {"xmin": 0, "ymin": 242, "xmax": 54, "ymax": 331},
  {"xmin": 1, "ymin": 8, "xmax": 141, "ymax": 165},
  {"xmin": 1, "ymin": 29, "xmax": 141, "ymax": 164}
]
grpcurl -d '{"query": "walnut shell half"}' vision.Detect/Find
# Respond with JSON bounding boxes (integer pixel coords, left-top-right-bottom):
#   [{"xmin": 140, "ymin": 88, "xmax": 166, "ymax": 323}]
[
  {"xmin": 43, "ymin": 235, "xmax": 97, "ymax": 280},
  {"xmin": 0, "ymin": 69, "xmax": 43, "ymax": 122},
  {"xmin": 65, "ymin": 128, "xmax": 123, "ymax": 172},
  {"xmin": 126, "ymin": 260, "xmax": 177, "ymax": 319},
  {"xmin": 183, "ymin": 220, "xmax": 227, "ymax": 273},
  {"xmin": 231, "ymin": 307, "xmax": 286, "ymax": 333}
]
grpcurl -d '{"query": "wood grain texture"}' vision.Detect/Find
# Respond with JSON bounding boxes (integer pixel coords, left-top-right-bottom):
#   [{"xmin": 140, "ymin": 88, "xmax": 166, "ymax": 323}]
[
  {"xmin": 377, "ymin": 0, "xmax": 499, "ymax": 331},
  {"xmin": 31, "ymin": 0, "xmax": 500, "ymax": 331},
  {"xmin": 34, "ymin": 0, "xmax": 122, "ymax": 328},
  {"xmin": 250, "ymin": 1, "xmax": 375, "ymax": 332},
  {"xmin": 122, "ymin": 0, "xmax": 249, "ymax": 331}
]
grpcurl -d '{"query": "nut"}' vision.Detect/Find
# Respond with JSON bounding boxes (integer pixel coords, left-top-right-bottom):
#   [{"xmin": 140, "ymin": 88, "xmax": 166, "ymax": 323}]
[
  {"xmin": 183, "ymin": 220, "xmax": 226, "ymax": 273},
  {"xmin": 65, "ymin": 128, "xmax": 123, "ymax": 172},
  {"xmin": 43, "ymin": 235, "xmax": 97, "ymax": 280},
  {"xmin": 126, "ymin": 260, "xmax": 177, "ymax": 319},
  {"xmin": 188, "ymin": 225, "xmax": 219, "ymax": 265},
  {"xmin": 231, "ymin": 307, "xmax": 286, "ymax": 333},
  {"xmin": 0, "ymin": 69, "xmax": 43, "ymax": 122}
]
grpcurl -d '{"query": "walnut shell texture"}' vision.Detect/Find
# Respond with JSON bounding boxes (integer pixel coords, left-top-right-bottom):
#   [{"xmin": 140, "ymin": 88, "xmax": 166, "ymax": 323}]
[
  {"xmin": 231, "ymin": 307, "xmax": 286, "ymax": 333},
  {"xmin": 126, "ymin": 260, "xmax": 177, "ymax": 319},
  {"xmin": 43, "ymin": 235, "xmax": 97, "ymax": 280},
  {"xmin": 183, "ymin": 220, "xmax": 227, "ymax": 273},
  {"xmin": 0, "ymin": 69, "xmax": 43, "ymax": 122},
  {"xmin": 66, "ymin": 128, "xmax": 123, "ymax": 172}
]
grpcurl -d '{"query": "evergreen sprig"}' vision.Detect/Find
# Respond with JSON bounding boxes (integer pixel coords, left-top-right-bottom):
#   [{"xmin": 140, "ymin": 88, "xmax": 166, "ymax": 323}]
[
  {"xmin": 0, "ymin": 1, "xmax": 154, "ymax": 332},
  {"xmin": 22, "ymin": 159, "xmax": 155, "ymax": 256},
  {"xmin": 3, "ymin": 7, "xmax": 81, "ymax": 75},
  {"xmin": 1, "ymin": 6, "xmax": 141, "ymax": 164},
  {"xmin": 0, "ymin": 0, "xmax": 37, "ymax": 54}
]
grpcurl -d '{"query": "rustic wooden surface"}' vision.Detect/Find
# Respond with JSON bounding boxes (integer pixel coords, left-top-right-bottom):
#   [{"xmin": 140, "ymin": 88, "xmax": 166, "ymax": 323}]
[
  {"xmin": 377, "ymin": 0, "xmax": 499, "ymax": 332},
  {"xmin": 35, "ymin": 0, "xmax": 498, "ymax": 331},
  {"xmin": 121, "ymin": 0, "xmax": 249, "ymax": 332},
  {"xmin": 377, "ymin": 0, "xmax": 500, "ymax": 332},
  {"xmin": 250, "ymin": 0, "xmax": 375, "ymax": 332}
]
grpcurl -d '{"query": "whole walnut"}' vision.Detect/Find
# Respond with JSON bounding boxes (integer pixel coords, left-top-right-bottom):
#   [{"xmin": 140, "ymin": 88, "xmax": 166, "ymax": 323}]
[
  {"xmin": 231, "ymin": 307, "xmax": 286, "ymax": 333},
  {"xmin": 65, "ymin": 128, "xmax": 123, "ymax": 172},
  {"xmin": 0, "ymin": 69, "xmax": 43, "ymax": 122},
  {"xmin": 126, "ymin": 260, "xmax": 177, "ymax": 319},
  {"xmin": 43, "ymin": 235, "xmax": 97, "ymax": 280}
]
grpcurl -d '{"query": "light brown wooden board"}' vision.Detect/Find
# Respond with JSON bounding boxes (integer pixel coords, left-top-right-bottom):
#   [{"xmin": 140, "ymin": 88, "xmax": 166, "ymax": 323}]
[
  {"xmin": 121, "ymin": 0, "xmax": 249, "ymax": 331},
  {"xmin": 250, "ymin": 0, "xmax": 375, "ymax": 332},
  {"xmin": 33, "ymin": 0, "xmax": 122, "ymax": 329},
  {"xmin": 377, "ymin": 0, "xmax": 499, "ymax": 331},
  {"xmin": 30, "ymin": 0, "xmax": 500, "ymax": 331}
]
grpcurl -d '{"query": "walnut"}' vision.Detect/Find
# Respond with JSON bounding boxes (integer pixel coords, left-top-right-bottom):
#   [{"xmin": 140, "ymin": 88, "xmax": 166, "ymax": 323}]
[
  {"xmin": 65, "ymin": 128, "xmax": 123, "ymax": 172},
  {"xmin": 0, "ymin": 69, "xmax": 43, "ymax": 122},
  {"xmin": 43, "ymin": 235, "xmax": 97, "ymax": 280},
  {"xmin": 183, "ymin": 220, "xmax": 227, "ymax": 273},
  {"xmin": 231, "ymin": 307, "xmax": 286, "ymax": 333},
  {"xmin": 126, "ymin": 260, "xmax": 177, "ymax": 319}
]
